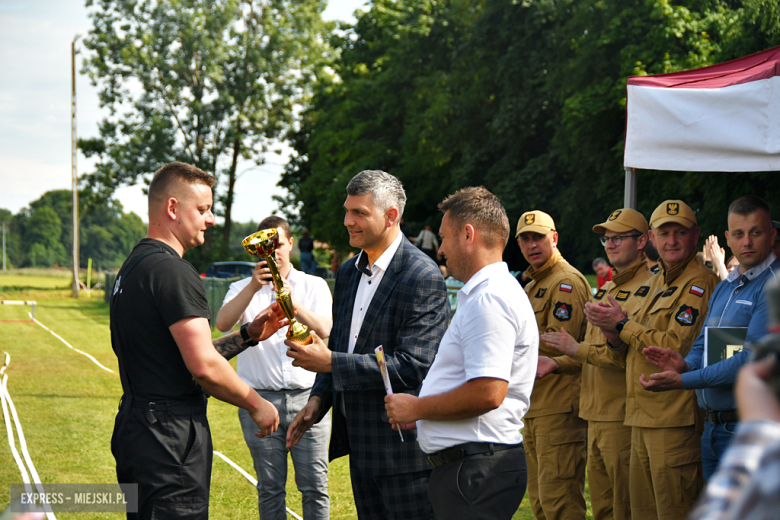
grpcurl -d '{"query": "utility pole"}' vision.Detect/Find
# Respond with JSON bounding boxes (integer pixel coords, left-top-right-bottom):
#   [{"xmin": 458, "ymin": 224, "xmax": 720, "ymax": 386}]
[
  {"xmin": 71, "ymin": 33, "xmax": 82, "ymax": 298},
  {"xmin": 2, "ymin": 222, "xmax": 7, "ymax": 271}
]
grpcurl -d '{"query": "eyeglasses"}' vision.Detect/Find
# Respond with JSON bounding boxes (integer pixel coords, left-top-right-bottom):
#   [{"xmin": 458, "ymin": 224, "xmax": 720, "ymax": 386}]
[{"xmin": 600, "ymin": 234, "xmax": 642, "ymax": 246}]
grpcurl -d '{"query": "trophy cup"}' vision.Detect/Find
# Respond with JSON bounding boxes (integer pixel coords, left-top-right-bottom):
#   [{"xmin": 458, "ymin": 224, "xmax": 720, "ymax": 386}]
[{"xmin": 242, "ymin": 228, "xmax": 312, "ymax": 345}]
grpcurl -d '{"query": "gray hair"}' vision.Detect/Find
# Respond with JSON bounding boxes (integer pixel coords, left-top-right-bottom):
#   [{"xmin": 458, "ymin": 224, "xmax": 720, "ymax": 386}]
[
  {"xmin": 592, "ymin": 257, "xmax": 609, "ymax": 268},
  {"xmin": 346, "ymin": 170, "xmax": 406, "ymax": 218}
]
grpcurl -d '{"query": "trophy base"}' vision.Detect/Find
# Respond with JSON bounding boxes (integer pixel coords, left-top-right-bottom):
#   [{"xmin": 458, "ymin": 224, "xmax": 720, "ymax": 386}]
[{"xmin": 287, "ymin": 326, "xmax": 312, "ymax": 346}]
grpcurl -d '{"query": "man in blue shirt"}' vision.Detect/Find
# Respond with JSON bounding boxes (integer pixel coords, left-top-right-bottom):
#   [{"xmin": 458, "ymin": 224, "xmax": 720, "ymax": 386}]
[{"xmin": 640, "ymin": 195, "xmax": 778, "ymax": 480}]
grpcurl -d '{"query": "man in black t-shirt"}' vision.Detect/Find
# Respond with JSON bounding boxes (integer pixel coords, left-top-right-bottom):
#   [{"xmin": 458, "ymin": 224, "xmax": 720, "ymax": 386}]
[{"xmin": 111, "ymin": 162, "xmax": 287, "ymax": 520}]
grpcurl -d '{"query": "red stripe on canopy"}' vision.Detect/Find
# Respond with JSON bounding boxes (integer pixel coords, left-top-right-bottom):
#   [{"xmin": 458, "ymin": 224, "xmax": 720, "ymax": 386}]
[{"xmin": 627, "ymin": 45, "xmax": 780, "ymax": 89}]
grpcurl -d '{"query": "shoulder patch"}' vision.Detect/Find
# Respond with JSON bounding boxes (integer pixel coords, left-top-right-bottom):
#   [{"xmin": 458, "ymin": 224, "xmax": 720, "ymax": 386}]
[
  {"xmin": 534, "ymin": 288, "xmax": 547, "ymax": 298},
  {"xmin": 689, "ymin": 285, "xmax": 705, "ymax": 297},
  {"xmin": 634, "ymin": 286, "xmax": 649, "ymax": 297},
  {"xmin": 675, "ymin": 305, "xmax": 699, "ymax": 327},
  {"xmin": 594, "ymin": 289, "xmax": 606, "ymax": 300},
  {"xmin": 662, "ymin": 286, "xmax": 678, "ymax": 297},
  {"xmin": 553, "ymin": 302, "xmax": 572, "ymax": 321},
  {"xmin": 615, "ymin": 290, "xmax": 630, "ymax": 301},
  {"xmin": 560, "ymin": 283, "xmax": 573, "ymax": 293}
]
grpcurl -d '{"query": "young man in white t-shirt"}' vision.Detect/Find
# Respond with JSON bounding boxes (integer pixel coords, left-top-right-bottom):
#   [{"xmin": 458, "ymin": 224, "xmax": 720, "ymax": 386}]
[
  {"xmin": 216, "ymin": 216, "xmax": 333, "ymax": 520},
  {"xmin": 385, "ymin": 187, "xmax": 539, "ymax": 520}
]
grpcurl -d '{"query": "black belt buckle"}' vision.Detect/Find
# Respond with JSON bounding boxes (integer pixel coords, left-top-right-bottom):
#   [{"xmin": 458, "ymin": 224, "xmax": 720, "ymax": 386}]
[{"xmin": 145, "ymin": 401, "xmax": 158, "ymax": 424}]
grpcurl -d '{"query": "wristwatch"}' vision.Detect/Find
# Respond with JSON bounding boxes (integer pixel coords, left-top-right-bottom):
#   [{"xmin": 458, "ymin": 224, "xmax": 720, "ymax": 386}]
[
  {"xmin": 240, "ymin": 323, "xmax": 259, "ymax": 347},
  {"xmin": 615, "ymin": 317, "xmax": 629, "ymax": 334}
]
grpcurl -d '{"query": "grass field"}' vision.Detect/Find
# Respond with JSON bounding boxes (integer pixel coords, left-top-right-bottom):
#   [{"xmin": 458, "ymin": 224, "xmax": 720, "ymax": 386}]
[{"xmin": 0, "ymin": 269, "xmax": 589, "ymax": 519}]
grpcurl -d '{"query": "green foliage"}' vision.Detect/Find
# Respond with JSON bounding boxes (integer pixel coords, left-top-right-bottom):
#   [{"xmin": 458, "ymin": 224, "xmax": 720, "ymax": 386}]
[
  {"xmin": 79, "ymin": 0, "xmax": 332, "ymax": 249},
  {"xmin": 4, "ymin": 190, "xmax": 146, "ymax": 269},
  {"xmin": 281, "ymin": 0, "xmax": 780, "ymax": 270},
  {"xmin": 26, "ymin": 206, "xmax": 67, "ymax": 267}
]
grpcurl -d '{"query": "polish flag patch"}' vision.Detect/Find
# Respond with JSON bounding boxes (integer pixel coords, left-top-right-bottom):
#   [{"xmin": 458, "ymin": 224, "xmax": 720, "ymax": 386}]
[
  {"xmin": 560, "ymin": 283, "xmax": 573, "ymax": 293},
  {"xmin": 689, "ymin": 285, "xmax": 705, "ymax": 297}
]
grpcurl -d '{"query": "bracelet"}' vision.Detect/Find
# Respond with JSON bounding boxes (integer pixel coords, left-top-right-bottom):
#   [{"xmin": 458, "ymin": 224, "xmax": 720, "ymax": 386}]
[{"xmin": 240, "ymin": 323, "xmax": 259, "ymax": 347}]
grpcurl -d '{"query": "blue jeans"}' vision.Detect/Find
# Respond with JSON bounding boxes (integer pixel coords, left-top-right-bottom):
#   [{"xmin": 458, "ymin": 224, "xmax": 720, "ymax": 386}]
[
  {"xmin": 239, "ymin": 388, "xmax": 330, "ymax": 520},
  {"xmin": 701, "ymin": 420, "xmax": 738, "ymax": 481},
  {"xmin": 299, "ymin": 252, "xmax": 316, "ymax": 275}
]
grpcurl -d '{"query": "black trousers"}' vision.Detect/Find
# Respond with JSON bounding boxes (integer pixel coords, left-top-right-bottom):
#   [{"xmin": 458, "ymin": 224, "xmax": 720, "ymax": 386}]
[
  {"xmin": 349, "ymin": 461, "xmax": 434, "ymax": 520},
  {"xmin": 111, "ymin": 397, "xmax": 212, "ymax": 520},
  {"xmin": 428, "ymin": 444, "xmax": 527, "ymax": 520}
]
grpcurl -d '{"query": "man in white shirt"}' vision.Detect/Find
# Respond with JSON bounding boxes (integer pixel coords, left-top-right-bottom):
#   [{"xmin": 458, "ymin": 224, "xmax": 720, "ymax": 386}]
[
  {"xmin": 216, "ymin": 216, "xmax": 333, "ymax": 520},
  {"xmin": 385, "ymin": 186, "xmax": 539, "ymax": 520}
]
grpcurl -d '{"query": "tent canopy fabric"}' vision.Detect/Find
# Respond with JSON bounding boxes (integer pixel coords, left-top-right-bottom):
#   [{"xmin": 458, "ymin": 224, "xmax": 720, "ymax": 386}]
[{"xmin": 624, "ymin": 45, "xmax": 780, "ymax": 172}]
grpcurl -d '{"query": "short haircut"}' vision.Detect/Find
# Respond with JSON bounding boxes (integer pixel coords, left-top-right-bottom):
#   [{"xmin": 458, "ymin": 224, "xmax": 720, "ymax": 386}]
[
  {"xmin": 257, "ymin": 216, "xmax": 291, "ymax": 240},
  {"xmin": 438, "ymin": 186, "xmax": 510, "ymax": 248},
  {"xmin": 346, "ymin": 170, "xmax": 406, "ymax": 218},
  {"xmin": 148, "ymin": 162, "xmax": 216, "ymax": 207},
  {"xmin": 592, "ymin": 257, "xmax": 608, "ymax": 269},
  {"xmin": 728, "ymin": 195, "xmax": 771, "ymax": 220},
  {"xmin": 644, "ymin": 240, "xmax": 659, "ymax": 262}
]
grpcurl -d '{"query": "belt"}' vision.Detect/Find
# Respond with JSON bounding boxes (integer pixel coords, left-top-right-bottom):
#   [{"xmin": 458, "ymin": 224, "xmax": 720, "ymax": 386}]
[
  {"xmin": 707, "ymin": 411, "xmax": 739, "ymax": 424},
  {"xmin": 120, "ymin": 394, "xmax": 207, "ymax": 424},
  {"xmin": 426, "ymin": 442, "xmax": 522, "ymax": 469}
]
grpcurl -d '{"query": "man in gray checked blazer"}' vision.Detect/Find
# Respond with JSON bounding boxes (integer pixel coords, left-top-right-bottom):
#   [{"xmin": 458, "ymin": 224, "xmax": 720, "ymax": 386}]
[{"xmin": 286, "ymin": 170, "xmax": 450, "ymax": 519}]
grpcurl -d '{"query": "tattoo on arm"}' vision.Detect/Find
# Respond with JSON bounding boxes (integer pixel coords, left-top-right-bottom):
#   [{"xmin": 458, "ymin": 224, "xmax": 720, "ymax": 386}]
[{"xmin": 212, "ymin": 332, "xmax": 249, "ymax": 361}]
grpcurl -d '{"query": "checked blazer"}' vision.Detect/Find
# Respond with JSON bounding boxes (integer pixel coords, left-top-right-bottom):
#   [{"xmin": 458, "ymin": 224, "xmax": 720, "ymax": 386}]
[{"xmin": 310, "ymin": 235, "xmax": 450, "ymax": 476}]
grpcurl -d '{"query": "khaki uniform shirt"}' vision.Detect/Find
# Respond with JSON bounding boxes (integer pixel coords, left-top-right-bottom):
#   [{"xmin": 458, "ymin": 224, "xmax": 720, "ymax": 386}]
[
  {"xmin": 555, "ymin": 257, "xmax": 652, "ymax": 422},
  {"xmin": 524, "ymin": 249, "xmax": 591, "ymax": 418},
  {"xmin": 617, "ymin": 254, "xmax": 719, "ymax": 428}
]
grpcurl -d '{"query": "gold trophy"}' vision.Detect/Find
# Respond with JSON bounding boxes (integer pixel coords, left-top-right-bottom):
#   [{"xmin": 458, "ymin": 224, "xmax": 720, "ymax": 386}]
[{"xmin": 242, "ymin": 228, "xmax": 313, "ymax": 345}]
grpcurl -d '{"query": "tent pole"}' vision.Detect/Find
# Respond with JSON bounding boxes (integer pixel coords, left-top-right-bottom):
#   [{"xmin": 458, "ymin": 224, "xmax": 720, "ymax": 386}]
[{"xmin": 624, "ymin": 167, "xmax": 637, "ymax": 209}]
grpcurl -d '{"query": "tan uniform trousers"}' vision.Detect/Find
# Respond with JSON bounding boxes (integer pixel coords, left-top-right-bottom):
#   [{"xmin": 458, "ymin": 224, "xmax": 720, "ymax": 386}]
[
  {"xmin": 588, "ymin": 421, "xmax": 632, "ymax": 520},
  {"xmin": 629, "ymin": 425, "xmax": 703, "ymax": 520},
  {"xmin": 524, "ymin": 410, "xmax": 587, "ymax": 520}
]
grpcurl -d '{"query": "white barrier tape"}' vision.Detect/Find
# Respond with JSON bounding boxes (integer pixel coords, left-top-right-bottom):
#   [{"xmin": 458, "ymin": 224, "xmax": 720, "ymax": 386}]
[
  {"xmin": 0, "ymin": 355, "xmax": 57, "ymax": 519},
  {"xmin": 213, "ymin": 451, "xmax": 303, "ymax": 520},
  {"xmin": 0, "ymin": 300, "xmax": 37, "ymax": 305},
  {"xmin": 29, "ymin": 313, "xmax": 114, "ymax": 373},
  {"xmin": 1, "ymin": 355, "xmax": 32, "ymax": 488}
]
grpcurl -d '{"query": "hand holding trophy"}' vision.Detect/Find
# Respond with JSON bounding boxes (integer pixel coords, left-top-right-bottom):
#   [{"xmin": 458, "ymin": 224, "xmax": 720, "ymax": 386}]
[{"xmin": 242, "ymin": 228, "xmax": 312, "ymax": 345}]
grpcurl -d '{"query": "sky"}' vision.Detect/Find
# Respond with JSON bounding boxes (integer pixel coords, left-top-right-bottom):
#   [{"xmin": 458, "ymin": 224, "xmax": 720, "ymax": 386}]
[{"xmin": 0, "ymin": 0, "xmax": 366, "ymax": 224}]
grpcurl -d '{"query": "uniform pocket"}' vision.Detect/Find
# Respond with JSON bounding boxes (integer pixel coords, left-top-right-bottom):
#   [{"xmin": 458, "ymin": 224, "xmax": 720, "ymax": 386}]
[
  {"xmin": 544, "ymin": 428, "xmax": 587, "ymax": 481},
  {"xmin": 179, "ymin": 418, "xmax": 200, "ymax": 466},
  {"xmin": 665, "ymin": 444, "xmax": 702, "ymax": 508},
  {"xmin": 648, "ymin": 294, "xmax": 676, "ymax": 317},
  {"xmin": 150, "ymin": 497, "xmax": 208, "ymax": 520},
  {"xmin": 664, "ymin": 445, "xmax": 701, "ymax": 467}
]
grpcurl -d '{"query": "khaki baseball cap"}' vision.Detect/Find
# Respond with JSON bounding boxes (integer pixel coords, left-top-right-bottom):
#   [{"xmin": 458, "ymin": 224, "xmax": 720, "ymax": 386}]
[
  {"xmin": 593, "ymin": 208, "xmax": 648, "ymax": 235},
  {"xmin": 516, "ymin": 210, "xmax": 556, "ymax": 237},
  {"xmin": 650, "ymin": 200, "xmax": 697, "ymax": 229}
]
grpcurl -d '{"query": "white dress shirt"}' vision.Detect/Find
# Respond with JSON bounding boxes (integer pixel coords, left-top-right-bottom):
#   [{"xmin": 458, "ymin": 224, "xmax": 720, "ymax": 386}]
[
  {"xmin": 417, "ymin": 262, "xmax": 539, "ymax": 453},
  {"xmin": 347, "ymin": 231, "xmax": 404, "ymax": 354},
  {"xmin": 222, "ymin": 267, "xmax": 333, "ymax": 391}
]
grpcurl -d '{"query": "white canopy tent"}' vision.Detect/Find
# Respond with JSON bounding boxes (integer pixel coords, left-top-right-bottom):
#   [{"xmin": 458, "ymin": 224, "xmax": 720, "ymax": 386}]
[{"xmin": 623, "ymin": 45, "xmax": 780, "ymax": 208}]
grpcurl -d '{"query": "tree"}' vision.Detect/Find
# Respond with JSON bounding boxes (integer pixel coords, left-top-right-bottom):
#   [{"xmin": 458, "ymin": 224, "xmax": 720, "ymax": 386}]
[
  {"xmin": 282, "ymin": 0, "xmax": 780, "ymax": 270},
  {"xmin": 25, "ymin": 206, "xmax": 67, "ymax": 268},
  {"xmin": 80, "ymin": 0, "xmax": 332, "ymax": 259}
]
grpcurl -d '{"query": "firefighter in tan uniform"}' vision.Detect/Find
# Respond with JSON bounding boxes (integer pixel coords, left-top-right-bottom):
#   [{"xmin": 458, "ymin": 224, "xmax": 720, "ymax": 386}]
[
  {"xmin": 516, "ymin": 210, "xmax": 591, "ymax": 520},
  {"xmin": 585, "ymin": 200, "xmax": 719, "ymax": 520},
  {"xmin": 538, "ymin": 208, "xmax": 652, "ymax": 520}
]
